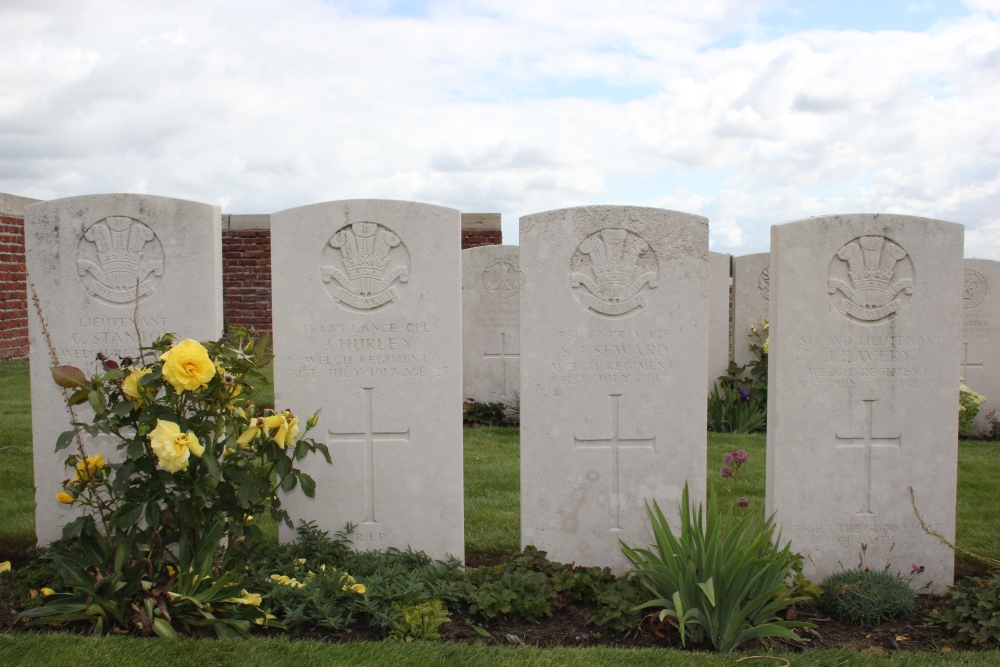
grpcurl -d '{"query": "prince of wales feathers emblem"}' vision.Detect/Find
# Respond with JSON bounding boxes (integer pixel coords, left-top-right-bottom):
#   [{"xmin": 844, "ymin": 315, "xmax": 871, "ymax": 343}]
[
  {"xmin": 571, "ymin": 229, "xmax": 657, "ymax": 316},
  {"xmin": 76, "ymin": 217, "xmax": 163, "ymax": 303},
  {"xmin": 828, "ymin": 236, "xmax": 913, "ymax": 322},
  {"xmin": 323, "ymin": 223, "xmax": 409, "ymax": 310}
]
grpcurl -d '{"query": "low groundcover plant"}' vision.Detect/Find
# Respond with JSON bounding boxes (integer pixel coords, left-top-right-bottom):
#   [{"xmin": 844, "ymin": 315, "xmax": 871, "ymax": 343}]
[{"xmin": 23, "ymin": 330, "xmax": 330, "ymax": 637}]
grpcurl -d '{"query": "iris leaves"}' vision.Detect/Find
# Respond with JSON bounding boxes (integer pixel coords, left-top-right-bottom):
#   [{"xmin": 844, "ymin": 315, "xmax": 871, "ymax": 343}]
[{"xmin": 620, "ymin": 484, "xmax": 813, "ymax": 653}]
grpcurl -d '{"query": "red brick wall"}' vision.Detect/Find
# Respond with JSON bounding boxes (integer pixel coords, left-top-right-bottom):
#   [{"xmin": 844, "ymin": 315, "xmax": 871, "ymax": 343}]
[
  {"xmin": 222, "ymin": 229, "xmax": 272, "ymax": 334},
  {"xmin": 462, "ymin": 229, "xmax": 503, "ymax": 249},
  {"xmin": 0, "ymin": 214, "xmax": 28, "ymax": 360}
]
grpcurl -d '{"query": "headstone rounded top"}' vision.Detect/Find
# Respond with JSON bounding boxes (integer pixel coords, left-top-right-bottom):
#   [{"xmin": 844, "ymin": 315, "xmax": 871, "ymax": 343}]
[
  {"xmin": 964, "ymin": 268, "xmax": 988, "ymax": 310},
  {"xmin": 272, "ymin": 198, "xmax": 459, "ymax": 217},
  {"xmin": 321, "ymin": 221, "xmax": 411, "ymax": 312}
]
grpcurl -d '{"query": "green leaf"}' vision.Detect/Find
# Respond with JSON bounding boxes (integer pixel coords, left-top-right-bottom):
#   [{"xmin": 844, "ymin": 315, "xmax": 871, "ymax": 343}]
[
  {"xmin": 274, "ymin": 456, "xmax": 292, "ymax": 478},
  {"xmin": 68, "ymin": 389, "xmax": 90, "ymax": 406},
  {"xmin": 112, "ymin": 504, "xmax": 143, "ymax": 529},
  {"xmin": 88, "ymin": 389, "xmax": 106, "ymax": 414},
  {"xmin": 52, "ymin": 365, "xmax": 88, "ymax": 389},
  {"xmin": 201, "ymin": 453, "xmax": 222, "ymax": 483},
  {"xmin": 152, "ymin": 617, "xmax": 177, "ymax": 638},
  {"xmin": 697, "ymin": 578, "xmax": 716, "ymax": 607},
  {"xmin": 144, "ymin": 501, "xmax": 161, "ymax": 529},
  {"xmin": 279, "ymin": 473, "xmax": 297, "ymax": 492},
  {"xmin": 472, "ymin": 625, "xmax": 491, "ymax": 637},
  {"xmin": 127, "ymin": 439, "xmax": 145, "ymax": 460},
  {"xmin": 299, "ymin": 473, "xmax": 316, "ymax": 498},
  {"xmin": 55, "ymin": 430, "xmax": 76, "ymax": 452},
  {"xmin": 113, "ymin": 401, "xmax": 133, "ymax": 417}
]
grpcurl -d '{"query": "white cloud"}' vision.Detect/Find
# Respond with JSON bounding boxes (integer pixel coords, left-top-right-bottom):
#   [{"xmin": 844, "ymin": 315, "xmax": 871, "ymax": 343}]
[{"xmin": 0, "ymin": 0, "xmax": 997, "ymax": 255}]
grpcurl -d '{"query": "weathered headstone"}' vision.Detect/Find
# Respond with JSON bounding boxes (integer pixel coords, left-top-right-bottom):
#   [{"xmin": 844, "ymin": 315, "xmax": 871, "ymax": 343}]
[
  {"xmin": 520, "ymin": 205, "xmax": 708, "ymax": 570},
  {"xmin": 961, "ymin": 259, "xmax": 999, "ymax": 436},
  {"xmin": 732, "ymin": 253, "xmax": 769, "ymax": 370},
  {"xmin": 766, "ymin": 214, "xmax": 962, "ymax": 592},
  {"xmin": 25, "ymin": 194, "xmax": 222, "ymax": 544},
  {"xmin": 707, "ymin": 251, "xmax": 732, "ymax": 395},
  {"xmin": 462, "ymin": 245, "xmax": 520, "ymax": 404},
  {"xmin": 271, "ymin": 199, "xmax": 463, "ymax": 561}
]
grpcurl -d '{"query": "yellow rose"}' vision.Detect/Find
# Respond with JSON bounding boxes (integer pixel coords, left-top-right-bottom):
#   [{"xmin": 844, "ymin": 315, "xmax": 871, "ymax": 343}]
[
  {"xmin": 0, "ymin": 561, "xmax": 11, "ymax": 573},
  {"xmin": 149, "ymin": 419, "xmax": 205, "ymax": 473},
  {"xmin": 74, "ymin": 453, "xmax": 106, "ymax": 483},
  {"xmin": 41, "ymin": 587, "xmax": 56, "ymax": 596},
  {"xmin": 263, "ymin": 412, "xmax": 300, "ymax": 449},
  {"xmin": 55, "ymin": 491, "xmax": 73, "ymax": 504},
  {"xmin": 121, "ymin": 367, "xmax": 154, "ymax": 404},
  {"xmin": 160, "ymin": 339, "xmax": 215, "ymax": 393},
  {"xmin": 342, "ymin": 583, "xmax": 366, "ymax": 595}
]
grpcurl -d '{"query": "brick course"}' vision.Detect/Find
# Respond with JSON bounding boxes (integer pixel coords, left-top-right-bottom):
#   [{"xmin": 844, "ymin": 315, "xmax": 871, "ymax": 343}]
[{"xmin": 0, "ymin": 214, "xmax": 28, "ymax": 360}]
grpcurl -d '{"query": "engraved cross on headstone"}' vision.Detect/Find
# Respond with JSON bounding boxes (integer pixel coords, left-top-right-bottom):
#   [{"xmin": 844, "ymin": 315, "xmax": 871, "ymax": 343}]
[
  {"xmin": 483, "ymin": 332, "xmax": 520, "ymax": 397},
  {"xmin": 328, "ymin": 387, "xmax": 410, "ymax": 524},
  {"xmin": 835, "ymin": 399, "xmax": 901, "ymax": 516},
  {"xmin": 574, "ymin": 393, "xmax": 656, "ymax": 531},
  {"xmin": 961, "ymin": 342, "xmax": 984, "ymax": 381}
]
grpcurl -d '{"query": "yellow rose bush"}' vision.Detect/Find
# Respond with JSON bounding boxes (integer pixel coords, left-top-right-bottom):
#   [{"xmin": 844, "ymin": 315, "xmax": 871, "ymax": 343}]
[{"xmin": 27, "ymin": 330, "xmax": 330, "ymax": 638}]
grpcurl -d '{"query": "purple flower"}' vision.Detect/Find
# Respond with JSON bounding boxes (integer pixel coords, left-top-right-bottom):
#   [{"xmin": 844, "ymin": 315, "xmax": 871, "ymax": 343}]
[
  {"xmin": 723, "ymin": 452, "xmax": 734, "ymax": 466},
  {"xmin": 912, "ymin": 564, "xmax": 925, "ymax": 573},
  {"xmin": 720, "ymin": 466, "xmax": 733, "ymax": 478},
  {"xmin": 731, "ymin": 450, "xmax": 748, "ymax": 464},
  {"xmin": 738, "ymin": 497, "xmax": 749, "ymax": 507},
  {"xmin": 738, "ymin": 389, "xmax": 750, "ymax": 404}
]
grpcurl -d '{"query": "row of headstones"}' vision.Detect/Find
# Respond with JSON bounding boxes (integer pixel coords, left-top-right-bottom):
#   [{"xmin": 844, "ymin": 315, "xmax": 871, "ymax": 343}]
[{"xmin": 27, "ymin": 194, "xmax": 964, "ymax": 592}]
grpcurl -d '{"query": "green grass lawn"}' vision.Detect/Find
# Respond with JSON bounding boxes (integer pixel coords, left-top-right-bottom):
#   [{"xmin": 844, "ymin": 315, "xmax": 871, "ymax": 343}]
[{"xmin": 3, "ymin": 360, "xmax": 999, "ymax": 663}]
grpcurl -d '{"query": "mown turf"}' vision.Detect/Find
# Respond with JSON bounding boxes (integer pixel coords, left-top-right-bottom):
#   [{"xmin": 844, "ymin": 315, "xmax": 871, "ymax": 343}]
[
  {"xmin": 0, "ymin": 635, "xmax": 992, "ymax": 667},
  {"xmin": 0, "ymin": 361, "xmax": 35, "ymax": 551},
  {"xmin": 465, "ymin": 426, "xmax": 520, "ymax": 560}
]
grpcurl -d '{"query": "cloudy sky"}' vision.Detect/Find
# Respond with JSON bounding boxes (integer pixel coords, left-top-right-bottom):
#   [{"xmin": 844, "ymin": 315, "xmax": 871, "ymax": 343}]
[{"xmin": 1, "ymin": 0, "xmax": 998, "ymax": 254}]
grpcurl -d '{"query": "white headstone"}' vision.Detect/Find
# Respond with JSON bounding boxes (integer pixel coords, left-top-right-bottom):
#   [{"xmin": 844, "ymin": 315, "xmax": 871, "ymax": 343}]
[
  {"xmin": 732, "ymin": 253, "xmax": 769, "ymax": 370},
  {"xmin": 961, "ymin": 259, "xmax": 999, "ymax": 436},
  {"xmin": 462, "ymin": 245, "xmax": 520, "ymax": 404},
  {"xmin": 271, "ymin": 200, "xmax": 464, "ymax": 561},
  {"xmin": 767, "ymin": 214, "xmax": 962, "ymax": 592},
  {"xmin": 520, "ymin": 205, "xmax": 709, "ymax": 570},
  {"xmin": 708, "ymin": 252, "xmax": 732, "ymax": 395},
  {"xmin": 25, "ymin": 194, "xmax": 222, "ymax": 544}
]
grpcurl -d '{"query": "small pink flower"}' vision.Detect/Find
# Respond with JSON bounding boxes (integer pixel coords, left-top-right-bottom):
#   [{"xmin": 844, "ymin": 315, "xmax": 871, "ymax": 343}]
[
  {"xmin": 720, "ymin": 466, "xmax": 733, "ymax": 478},
  {"xmin": 738, "ymin": 497, "xmax": 749, "ymax": 507},
  {"xmin": 912, "ymin": 564, "xmax": 925, "ymax": 573}
]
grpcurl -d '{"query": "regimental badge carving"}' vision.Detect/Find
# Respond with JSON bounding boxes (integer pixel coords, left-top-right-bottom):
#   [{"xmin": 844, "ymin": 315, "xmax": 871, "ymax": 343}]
[
  {"xmin": 828, "ymin": 236, "xmax": 914, "ymax": 323},
  {"xmin": 570, "ymin": 229, "xmax": 658, "ymax": 317},
  {"xmin": 321, "ymin": 222, "xmax": 410, "ymax": 311},
  {"xmin": 964, "ymin": 269, "xmax": 987, "ymax": 310},
  {"xmin": 758, "ymin": 266, "xmax": 770, "ymax": 301},
  {"xmin": 482, "ymin": 257, "xmax": 521, "ymax": 300},
  {"xmin": 76, "ymin": 216, "xmax": 164, "ymax": 304}
]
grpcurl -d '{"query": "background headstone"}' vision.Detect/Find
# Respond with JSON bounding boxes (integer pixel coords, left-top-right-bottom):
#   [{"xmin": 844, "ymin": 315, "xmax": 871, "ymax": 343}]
[
  {"xmin": 767, "ymin": 213, "xmax": 962, "ymax": 592},
  {"xmin": 520, "ymin": 205, "xmax": 709, "ymax": 570},
  {"xmin": 25, "ymin": 194, "xmax": 222, "ymax": 544},
  {"xmin": 732, "ymin": 253, "xmax": 769, "ymax": 370},
  {"xmin": 961, "ymin": 259, "xmax": 999, "ymax": 436},
  {"xmin": 707, "ymin": 251, "xmax": 732, "ymax": 395},
  {"xmin": 271, "ymin": 199, "xmax": 464, "ymax": 561},
  {"xmin": 462, "ymin": 245, "xmax": 521, "ymax": 404}
]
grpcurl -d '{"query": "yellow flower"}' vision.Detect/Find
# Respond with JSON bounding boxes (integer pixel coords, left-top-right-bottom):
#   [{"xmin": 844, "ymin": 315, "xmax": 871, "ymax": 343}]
[
  {"xmin": 253, "ymin": 612, "xmax": 278, "ymax": 626},
  {"xmin": 149, "ymin": 419, "xmax": 205, "ymax": 473},
  {"xmin": 121, "ymin": 367, "xmax": 154, "ymax": 405},
  {"xmin": 41, "ymin": 587, "xmax": 55, "ymax": 596},
  {"xmin": 225, "ymin": 589, "xmax": 262, "ymax": 606},
  {"xmin": 160, "ymin": 338, "xmax": 215, "ymax": 393},
  {"xmin": 74, "ymin": 453, "xmax": 106, "ymax": 483},
  {"xmin": 270, "ymin": 574, "xmax": 305, "ymax": 588},
  {"xmin": 762, "ymin": 316, "xmax": 769, "ymax": 331},
  {"xmin": 0, "ymin": 561, "xmax": 10, "ymax": 573},
  {"xmin": 342, "ymin": 583, "xmax": 366, "ymax": 595},
  {"xmin": 55, "ymin": 491, "xmax": 73, "ymax": 504},
  {"xmin": 237, "ymin": 421, "xmax": 263, "ymax": 448},
  {"xmin": 762, "ymin": 338, "xmax": 769, "ymax": 355},
  {"xmin": 264, "ymin": 412, "xmax": 300, "ymax": 449}
]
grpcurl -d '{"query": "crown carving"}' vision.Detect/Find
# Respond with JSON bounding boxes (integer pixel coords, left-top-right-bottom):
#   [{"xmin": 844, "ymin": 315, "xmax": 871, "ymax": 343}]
[
  {"xmin": 835, "ymin": 236, "xmax": 908, "ymax": 308},
  {"xmin": 578, "ymin": 229, "xmax": 649, "ymax": 302}
]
